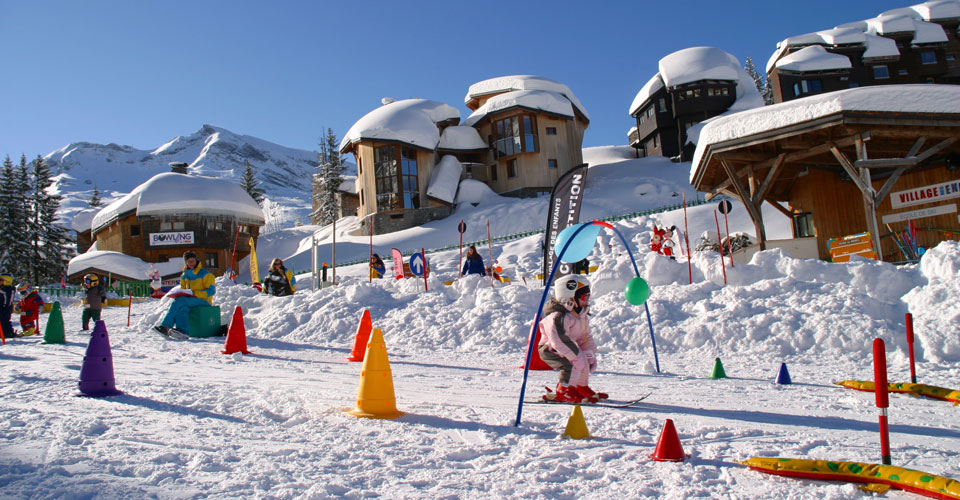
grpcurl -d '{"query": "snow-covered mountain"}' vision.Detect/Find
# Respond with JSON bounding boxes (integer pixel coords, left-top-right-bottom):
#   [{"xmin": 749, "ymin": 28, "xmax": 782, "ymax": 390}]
[{"xmin": 44, "ymin": 124, "xmax": 337, "ymax": 228}]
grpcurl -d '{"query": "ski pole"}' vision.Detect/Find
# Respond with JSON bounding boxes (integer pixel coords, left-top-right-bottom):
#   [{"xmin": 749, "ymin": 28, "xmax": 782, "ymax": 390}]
[
  {"xmin": 905, "ymin": 313, "xmax": 917, "ymax": 384},
  {"xmin": 714, "ymin": 211, "xmax": 727, "ymax": 286}
]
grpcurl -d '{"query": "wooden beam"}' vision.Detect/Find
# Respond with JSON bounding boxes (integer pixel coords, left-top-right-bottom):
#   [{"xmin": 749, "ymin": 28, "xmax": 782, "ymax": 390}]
[
  {"xmin": 875, "ymin": 165, "xmax": 910, "ymax": 204},
  {"xmin": 765, "ymin": 199, "xmax": 794, "ymax": 218},
  {"xmin": 855, "ymin": 142, "xmax": 884, "ymax": 258},
  {"xmin": 753, "ymin": 153, "xmax": 785, "ymax": 205},
  {"xmin": 907, "ymin": 137, "xmax": 927, "ymax": 157},
  {"xmin": 853, "ymin": 136, "xmax": 956, "ymax": 168},
  {"xmin": 721, "ymin": 159, "xmax": 767, "ymax": 250},
  {"xmin": 829, "ymin": 144, "xmax": 871, "ymax": 194},
  {"xmin": 914, "ymin": 136, "xmax": 958, "ymax": 163}
]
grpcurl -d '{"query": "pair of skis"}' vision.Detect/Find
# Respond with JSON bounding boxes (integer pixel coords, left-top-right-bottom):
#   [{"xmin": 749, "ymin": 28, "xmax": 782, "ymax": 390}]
[{"xmin": 529, "ymin": 390, "xmax": 653, "ymax": 408}]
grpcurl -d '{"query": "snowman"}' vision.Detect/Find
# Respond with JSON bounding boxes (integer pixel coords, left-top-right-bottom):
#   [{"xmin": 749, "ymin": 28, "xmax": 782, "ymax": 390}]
[{"xmin": 147, "ymin": 264, "xmax": 164, "ymax": 298}]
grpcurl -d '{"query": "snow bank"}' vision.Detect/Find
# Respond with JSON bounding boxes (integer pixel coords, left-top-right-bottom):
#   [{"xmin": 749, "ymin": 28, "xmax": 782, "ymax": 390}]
[
  {"xmin": 425, "ymin": 155, "xmax": 462, "ymax": 204},
  {"xmin": 453, "ymin": 179, "xmax": 501, "ymax": 205},
  {"xmin": 902, "ymin": 241, "xmax": 960, "ymax": 362}
]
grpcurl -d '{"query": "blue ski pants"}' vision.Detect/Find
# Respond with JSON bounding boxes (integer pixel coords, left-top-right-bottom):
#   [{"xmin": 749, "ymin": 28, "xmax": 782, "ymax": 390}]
[{"xmin": 160, "ymin": 296, "xmax": 209, "ymax": 334}]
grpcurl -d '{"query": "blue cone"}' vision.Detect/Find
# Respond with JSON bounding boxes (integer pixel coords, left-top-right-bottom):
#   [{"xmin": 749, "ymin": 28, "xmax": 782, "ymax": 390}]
[
  {"xmin": 775, "ymin": 362, "xmax": 792, "ymax": 385},
  {"xmin": 77, "ymin": 320, "xmax": 122, "ymax": 397}
]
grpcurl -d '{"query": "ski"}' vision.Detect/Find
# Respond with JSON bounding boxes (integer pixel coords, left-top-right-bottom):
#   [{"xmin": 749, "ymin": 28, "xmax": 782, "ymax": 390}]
[
  {"xmin": 153, "ymin": 326, "xmax": 189, "ymax": 340},
  {"xmin": 527, "ymin": 392, "xmax": 652, "ymax": 408}
]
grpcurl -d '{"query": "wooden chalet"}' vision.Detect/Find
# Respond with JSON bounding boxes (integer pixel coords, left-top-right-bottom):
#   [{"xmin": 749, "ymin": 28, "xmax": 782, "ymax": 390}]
[{"xmin": 690, "ymin": 85, "xmax": 960, "ymax": 262}]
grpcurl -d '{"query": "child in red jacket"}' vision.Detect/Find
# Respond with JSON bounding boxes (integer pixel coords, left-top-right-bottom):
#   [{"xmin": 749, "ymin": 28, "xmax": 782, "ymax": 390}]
[{"xmin": 15, "ymin": 282, "xmax": 44, "ymax": 336}]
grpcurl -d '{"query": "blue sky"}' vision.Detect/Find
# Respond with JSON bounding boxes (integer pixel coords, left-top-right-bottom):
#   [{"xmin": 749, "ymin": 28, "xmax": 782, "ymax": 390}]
[{"xmin": 1, "ymin": 1, "xmax": 910, "ymax": 159}]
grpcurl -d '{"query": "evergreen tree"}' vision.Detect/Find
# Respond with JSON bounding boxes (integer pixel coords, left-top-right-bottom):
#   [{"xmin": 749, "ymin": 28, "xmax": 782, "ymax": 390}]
[
  {"xmin": 0, "ymin": 155, "xmax": 23, "ymax": 274},
  {"xmin": 312, "ymin": 128, "xmax": 346, "ymax": 226},
  {"xmin": 744, "ymin": 57, "xmax": 774, "ymax": 105},
  {"xmin": 88, "ymin": 185, "xmax": 103, "ymax": 208},
  {"xmin": 28, "ymin": 155, "xmax": 72, "ymax": 285},
  {"xmin": 240, "ymin": 161, "xmax": 265, "ymax": 205}
]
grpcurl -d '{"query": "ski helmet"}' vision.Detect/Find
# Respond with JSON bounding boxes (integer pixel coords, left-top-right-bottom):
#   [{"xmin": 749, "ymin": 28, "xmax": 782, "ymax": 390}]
[
  {"xmin": 16, "ymin": 282, "xmax": 30, "ymax": 294},
  {"xmin": 553, "ymin": 274, "xmax": 590, "ymax": 303},
  {"xmin": 0, "ymin": 272, "xmax": 12, "ymax": 286},
  {"xmin": 84, "ymin": 273, "xmax": 99, "ymax": 286}
]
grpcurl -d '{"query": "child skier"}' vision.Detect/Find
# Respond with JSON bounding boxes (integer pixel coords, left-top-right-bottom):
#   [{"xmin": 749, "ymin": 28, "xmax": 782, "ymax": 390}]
[
  {"xmin": 537, "ymin": 274, "xmax": 607, "ymax": 403},
  {"xmin": 81, "ymin": 274, "xmax": 107, "ymax": 331},
  {"xmin": 0, "ymin": 273, "xmax": 14, "ymax": 340},
  {"xmin": 15, "ymin": 282, "xmax": 44, "ymax": 336}
]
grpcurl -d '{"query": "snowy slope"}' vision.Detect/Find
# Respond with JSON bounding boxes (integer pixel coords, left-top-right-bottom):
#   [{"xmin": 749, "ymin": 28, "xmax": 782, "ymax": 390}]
[
  {"xmin": 1, "ymin": 215, "xmax": 958, "ymax": 498},
  {"xmin": 45, "ymin": 124, "xmax": 341, "ymax": 229}
]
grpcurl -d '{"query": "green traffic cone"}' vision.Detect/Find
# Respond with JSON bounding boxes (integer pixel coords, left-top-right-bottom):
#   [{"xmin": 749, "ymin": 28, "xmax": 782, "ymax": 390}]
[
  {"xmin": 42, "ymin": 301, "xmax": 65, "ymax": 344},
  {"xmin": 710, "ymin": 357, "xmax": 727, "ymax": 379}
]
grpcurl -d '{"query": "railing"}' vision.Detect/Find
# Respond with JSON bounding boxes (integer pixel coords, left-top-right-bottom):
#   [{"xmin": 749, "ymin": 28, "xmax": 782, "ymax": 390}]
[
  {"xmin": 334, "ymin": 198, "xmax": 710, "ymax": 268},
  {"xmin": 37, "ymin": 280, "xmax": 153, "ymax": 299}
]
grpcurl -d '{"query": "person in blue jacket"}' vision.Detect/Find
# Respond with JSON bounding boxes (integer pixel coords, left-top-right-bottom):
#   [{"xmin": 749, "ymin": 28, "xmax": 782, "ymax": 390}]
[
  {"xmin": 0, "ymin": 272, "xmax": 15, "ymax": 340},
  {"xmin": 461, "ymin": 245, "xmax": 486, "ymax": 277}
]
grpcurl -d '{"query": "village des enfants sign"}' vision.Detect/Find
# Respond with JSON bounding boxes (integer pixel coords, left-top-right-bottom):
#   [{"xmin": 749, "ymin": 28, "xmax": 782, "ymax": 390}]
[
  {"xmin": 149, "ymin": 231, "xmax": 195, "ymax": 246},
  {"xmin": 890, "ymin": 179, "xmax": 960, "ymax": 209}
]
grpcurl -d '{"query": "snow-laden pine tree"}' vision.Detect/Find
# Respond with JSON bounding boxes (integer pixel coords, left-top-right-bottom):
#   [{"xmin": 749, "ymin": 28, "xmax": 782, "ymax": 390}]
[
  {"xmin": 312, "ymin": 128, "xmax": 346, "ymax": 226},
  {"xmin": 88, "ymin": 185, "xmax": 103, "ymax": 208},
  {"xmin": 744, "ymin": 57, "xmax": 774, "ymax": 105},
  {"xmin": 28, "ymin": 155, "xmax": 72, "ymax": 285},
  {"xmin": 240, "ymin": 161, "xmax": 265, "ymax": 206},
  {"xmin": 0, "ymin": 155, "xmax": 29, "ymax": 275}
]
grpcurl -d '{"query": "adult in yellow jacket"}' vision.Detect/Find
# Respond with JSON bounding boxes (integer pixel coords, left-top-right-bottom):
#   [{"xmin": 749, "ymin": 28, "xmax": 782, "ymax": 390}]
[{"xmin": 154, "ymin": 251, "xmax": 216, "ymax": 336}]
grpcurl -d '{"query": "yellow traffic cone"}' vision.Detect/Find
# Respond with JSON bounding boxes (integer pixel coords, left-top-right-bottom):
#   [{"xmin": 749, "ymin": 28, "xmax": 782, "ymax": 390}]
[
  {"xmin": 348, "ymin": 328, "xmax": 404, "ymax": 419},
  {"xmin": 562, "ymin": 405, "xmax": 591, "ymax": 439}
]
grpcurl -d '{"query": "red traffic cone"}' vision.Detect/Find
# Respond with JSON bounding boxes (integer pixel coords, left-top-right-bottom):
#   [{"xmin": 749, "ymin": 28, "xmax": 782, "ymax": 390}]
[
  {"xmin": 221, "ymin": 306, "xmax": 251, "ymax": 355},
  {"xmin": 527, "ymin": 325, "xmax": 552, "ymax": 370},
  {"xmin": 650, "ymin": 419, "xmax": 685, "ymax": 462},
  {"xmin": 347, "ymin": 309, "xmax": 372, "ymax": 362}
]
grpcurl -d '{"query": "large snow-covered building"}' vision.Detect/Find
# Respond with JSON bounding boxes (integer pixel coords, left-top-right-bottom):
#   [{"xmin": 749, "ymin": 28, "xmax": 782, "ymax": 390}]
[
  {"xmin": 70, "ymin": 169, "xmax": 265, "ymax": 279},
  {"xmin": 628, "ymin": 47, "xmax": 764, "ymax": 162},
  {"xmin": 766, "ymin": 0, "xmax": 960, "ymax": 103},
  {"xmin": 339, "ymin": 76, "xmax": 589, "ymax": 234}
]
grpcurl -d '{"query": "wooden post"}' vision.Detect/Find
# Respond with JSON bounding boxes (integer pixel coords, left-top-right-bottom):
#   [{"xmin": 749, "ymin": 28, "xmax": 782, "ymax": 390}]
[
  {"xmin": 721, "ymin": 159, "xmax": 766, "ymax": 250},
  {"xmin": 856, "ymin": 137, "xmax": 884, "ymax": 258}
]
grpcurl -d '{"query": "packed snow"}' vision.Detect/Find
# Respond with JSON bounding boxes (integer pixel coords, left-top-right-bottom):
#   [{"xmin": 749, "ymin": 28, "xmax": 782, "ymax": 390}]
[
  {"xmin": 3, "ymin": 203, "xmax": 959, "ymax": 499},
  {"xmin": 66, "ymin": 251, "xmax": 185, "ymax": 281}
]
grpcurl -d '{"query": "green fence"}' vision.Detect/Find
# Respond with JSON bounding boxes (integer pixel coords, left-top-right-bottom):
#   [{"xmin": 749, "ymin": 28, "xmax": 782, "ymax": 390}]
[
  {"xmin": 336, "ymin": 198, "xmax": 710, "ymax": 268},
  {"xmin": 38, "ymin": 280, "xmax": 153, "ymax": 299}
]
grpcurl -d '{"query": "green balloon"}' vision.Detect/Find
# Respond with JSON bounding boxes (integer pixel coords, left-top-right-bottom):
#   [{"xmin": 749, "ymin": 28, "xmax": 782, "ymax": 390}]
[{"xmin": 624, "ymin": 277, "xmax": 650, "ymax": 305}]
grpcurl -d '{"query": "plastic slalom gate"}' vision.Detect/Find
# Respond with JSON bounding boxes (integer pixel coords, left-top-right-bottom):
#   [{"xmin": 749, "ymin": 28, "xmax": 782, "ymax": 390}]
[{"xmin": 515, "ymin": 220, "xmax": 660, "ymax": 427}]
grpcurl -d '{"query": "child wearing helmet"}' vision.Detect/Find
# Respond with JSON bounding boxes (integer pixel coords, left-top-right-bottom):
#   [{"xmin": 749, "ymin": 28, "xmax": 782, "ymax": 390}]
[
  {"xmin": 16, "ymin": 282, "xmax": 44, "ymax": 336},
  {"xmin": 81, "ymin": 274, "xmax": 107, "ymax": 331},
  {"xmin": 0, "ymin": 272, "xmax": 14, "ymax": 340},
  {"xmin": 537, "ymin": 274, "xmax": 606, "ymax": 403}
]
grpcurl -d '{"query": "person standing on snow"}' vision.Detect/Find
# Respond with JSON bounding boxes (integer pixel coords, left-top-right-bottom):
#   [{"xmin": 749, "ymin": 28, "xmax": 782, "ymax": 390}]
[
  {"xmin": 537, "ymin": 275, "xmax": 606, "ymax": 403},
  {"xmin": 0, "ymin": 272, "xmax": 15, "ymax": 340},
  {"xmin": 369, "ymin": 253, "xmax": 386, "ymax": 279},
  {"xmin": 81, "ymin": 274, "xmax": 107, "ymax": 331},
  {"xmin": 15, "ymin": 282, "xmax": 44, "ymax": 336},
  {"xmin": 263, "ymin": 258, "xmax": 296, "ymax": 296},
  {"xmin": 461, "ymin": 245, "xmax": 486, "ymax": 277},
  {"xmin": 153, "ymin": 251, "xmax": 215, "ymax": 337}
]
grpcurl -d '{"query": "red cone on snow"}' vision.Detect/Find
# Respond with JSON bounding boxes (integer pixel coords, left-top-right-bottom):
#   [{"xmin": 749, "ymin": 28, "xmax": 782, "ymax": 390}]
[
  {"xmin": 221, "ymin": 306, "xmax": 251, "ymax": 355},
  {"xmin": 520, "ymin": 325, "xmax": 552, "ymax": 370},
  {"xmin": 347, "ymin": 309, "xmax": 372, "ymax": 362},
  {"xmin": 650, "ymin": 419, "xmax": 685, "ymax": 462}
]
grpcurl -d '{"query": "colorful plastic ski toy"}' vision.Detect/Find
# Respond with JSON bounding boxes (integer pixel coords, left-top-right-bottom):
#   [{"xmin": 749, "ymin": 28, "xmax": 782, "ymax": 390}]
[{"xmin": 529, "ymin": 392, "xmax": 652, "ymax": 408}]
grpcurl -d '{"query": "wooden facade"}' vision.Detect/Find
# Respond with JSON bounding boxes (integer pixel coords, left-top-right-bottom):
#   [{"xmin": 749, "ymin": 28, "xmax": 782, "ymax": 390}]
[{"xmin": 691, "ymin": 109, "xmax": 960, "ymax": 262}]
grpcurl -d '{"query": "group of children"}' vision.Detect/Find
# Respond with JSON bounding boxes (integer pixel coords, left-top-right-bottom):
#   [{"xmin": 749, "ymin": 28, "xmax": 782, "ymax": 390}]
[{"xmin": 0, "ymin": 272, "xmax": 106, "ymax": 340}]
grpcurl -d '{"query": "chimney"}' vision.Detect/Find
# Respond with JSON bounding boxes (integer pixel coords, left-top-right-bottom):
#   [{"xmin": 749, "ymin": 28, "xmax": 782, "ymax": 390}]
[{"xmin": 169, "ymin": 162, "xmax": 189, "ymax": 174}]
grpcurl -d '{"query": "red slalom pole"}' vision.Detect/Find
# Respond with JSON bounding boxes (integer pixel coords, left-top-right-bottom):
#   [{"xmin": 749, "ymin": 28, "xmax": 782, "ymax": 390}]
[
  {"xmin": 722, "ymin": 207, "xmax": 734, "ymax": 268},
  {"xmin": 421, "ymin": 247, "xmax": 429, "ymax": 292},
  {"xmin": 905, "ymin": 313, "xmax": 917, "ymax": 383},
  {"xmin": 458, "ymin": 218, "xmax": 464, "ymax": 278},
  {"xmin": 369, "ymin": 224, "xmax": 373, "ymax": 284},
  {"xmin": 714, "ymin": 211, "xmax": 727, "ymax": 286},
  {"xmin": 873, "ymin": 338, "xmax": 892, "ymax": 466},
  {"xmin": 127, "ymin": 291, "xmax": 133, "ymax": 327},
  {"xmin": 683, "ymin": 195, "xmax": 692, "ymax": 284}
]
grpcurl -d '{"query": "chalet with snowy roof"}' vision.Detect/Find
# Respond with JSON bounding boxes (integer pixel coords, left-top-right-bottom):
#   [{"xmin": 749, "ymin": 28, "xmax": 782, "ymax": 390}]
[
  {"xmin": 339, "ymin": 76, "xmax": 589, "ymax": 234},
  {"xmin": 70, "ymin": 169, "xmax": 265, "ymax": 279},
  {"xmin": 690, "ymin": 84, "xmax": 960, "ymax": 263},
  {"xmin": 628, "ymin": 47, "xmax": 764, "ymax": 162},
  {"xmin": 766, "ymin": 0, "xmax": 960, "ymax": 103}
]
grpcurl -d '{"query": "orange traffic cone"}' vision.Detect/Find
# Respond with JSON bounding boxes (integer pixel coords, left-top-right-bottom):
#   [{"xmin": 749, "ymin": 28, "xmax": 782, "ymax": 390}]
[
  {"xmin": 221, "ymin": 306, "xmax": 251, "ymax": 355},
  {"xmin": 348, "ymin": 328, "xmax": 403, "ymax": 419},
  {"xmin": 650, "ymin": 419, "xmax": 685, "ymax": 462},
  {"xmin": 347, "ymin": 309, "xmax": 372, "ymax": 362},
  {"xmin": 527, "ymin": 325, "xmax": 552, "ymax": 370}
]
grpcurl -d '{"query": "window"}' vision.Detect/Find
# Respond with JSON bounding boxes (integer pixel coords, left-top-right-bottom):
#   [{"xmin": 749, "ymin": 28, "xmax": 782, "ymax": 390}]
[
  {"xmin": 658, "ymin": 98, "xmax": 667, "ymax": 112},
  {"xmin": 793, "ymin": 80, "xmax": 822, "ymax": 96},
  {"xmin": 548, "ymin": 159, "xmax": 558, "ymax": 169},
  {"xmin": 653, "ymin": 135, "xmax": 659, "ymax": 148},
  {"xmin": 947, "ymin": 54, "xmax": 956, "ymax": 61},
  {"xmin": 374, "ymin": 145, "xmax": 399, "ymax": 211},
  {"xmin": 873, "ymin": 65, "xmax": 890, "ymax": 79},
  {"xmin": 360, "ymin": 189, "xmax": 364, "ymax": 207},
  {"xmin": 921, "ymin": 51, "xmax": 937, "ymax": 65},
  {"xmin": 645, "ymin": 107, "xmax": 654, "ymax": 118},
  {"xmin": 490, "ymin": 164, "xmax": 498, "ymax": 181},
  {"xmin": 172, "ymin": 221, "xmax": 184, "ymax": 230},
  {"xmin": 493, "ymin": 114, "xmax": 538, "ymax": 158},
  {"xmin": 130, "ymin": 225, "xmax": 140, "ymax": 237},
  {"xmin": 358, "ymin": 157, "xmax": 362, "ymax": 175},
  {"xmin": 793, "ymin": 83, "xmax": 800, "ymax": 97},
  {"xmin": 793, "ymin": 213, "xmax": 816, "ymax": 238},
  {"xmin": 160, "ymin": 222, "xmax": 172, "ymax": 231},
  {"xmin": 708, "ymin": 87, "xmax": 728, "ymax": 96},
  {"xmin": 205, "ymin": 253, "xmax": 219, "ymax": 269},
  {"xmin": 157, "ymin": 254, "xmax": 169, "ymax": 263},
  {"xmin": 546, "ymin": 127, "xmax": 557, "ymax": 135},
  {"xmin": 206, "ymin": 221, "xmax": 223, "ymax": 230},
  {"xmin": 849, "ymin": 82, "xmax": 859, "ymax": 88},
  {"xmin": 899, "ymin": 68, "xmax": 909, "ymax": 75},
  {"xmin": 400, "ymin": 147, "xmax": 420, "ymax": 210},
  {"xmin": 507, "ymin": 159, "xmax": 518, "ymax": 178}
]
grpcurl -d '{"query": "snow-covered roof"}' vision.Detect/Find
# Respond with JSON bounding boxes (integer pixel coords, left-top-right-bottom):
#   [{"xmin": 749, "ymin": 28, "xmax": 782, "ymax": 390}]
[
  {"xmin": 464, "ymin": 75, "xmax": 589, "ymax": 121},
  {"xmin": 658, "ymin": 47, "xmax": 741, "ymax": 88},
  {"xmin": 775, "ymin": 46, "xmax": 853, "ymax": 72},
  {"xmin": 67, "ymin": 250, "xmax": 185, "ymax": 280},
  {"xmin": 70, "ymin": 207, "xmax": 99, "ymax": 232},
  {"xmin": 863, "ymin": 34, "xmax": 901, "ymax": 59},
  {"xmin": 910, "ymin": 0, "xmax": 960, "ymax": 20},
  {"xmin": 628, "ymin": 74, "xmax": 665, "ymax": 116},
  {"xmin": 462, "ymin": 90, "xmax": 575, "ymax": 128},
  {"xmin": 817, "ymin": 26, "xmax": 867, "ymax": 45},
  {"xmin": 91, "ymin": 172, "xmax": 265, "ymax": 233},
  {"xmin": 438, "ymin": 126, "xmax": 487, "ymax": 151},
  {"xmin": 868, "ymin": 12, "xmax": 921, "ymax": 34},
  {"xmin": 339, "ymin": 99, "xmax": 460, "ymax": 153},
  {"xmin": 691, "ymin": 84, "xmax": 960, "ymax": 180},
  {"xmin": 425, "ymin": 155, "xmax": 463, "ymax": 204},
  {"xmin": 912, "ymin": 19, "xmax": 950, "ymax": 43}
]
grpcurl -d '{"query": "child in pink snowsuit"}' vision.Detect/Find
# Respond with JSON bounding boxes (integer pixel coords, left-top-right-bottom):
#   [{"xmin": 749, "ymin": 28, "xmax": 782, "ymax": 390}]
[{"xmin": 537, "ymin": 274, "xmax": 605, "ymax": 403}]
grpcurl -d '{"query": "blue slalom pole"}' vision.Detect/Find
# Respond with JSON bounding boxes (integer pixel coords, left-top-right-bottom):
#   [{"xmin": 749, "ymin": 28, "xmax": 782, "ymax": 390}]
[{"xmin": 515, "ymin": 223, "xmax": 591, "ymax": 427}]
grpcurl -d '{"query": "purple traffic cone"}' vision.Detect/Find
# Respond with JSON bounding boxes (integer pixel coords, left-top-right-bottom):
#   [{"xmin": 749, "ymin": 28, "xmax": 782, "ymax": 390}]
[
  {"xmin": 77, "ymin": 320, "xmax": 122, "ymax": 397},
  {"xmin": 775, "ymin": 362, "xmax": 792, "ymax": 385}
]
